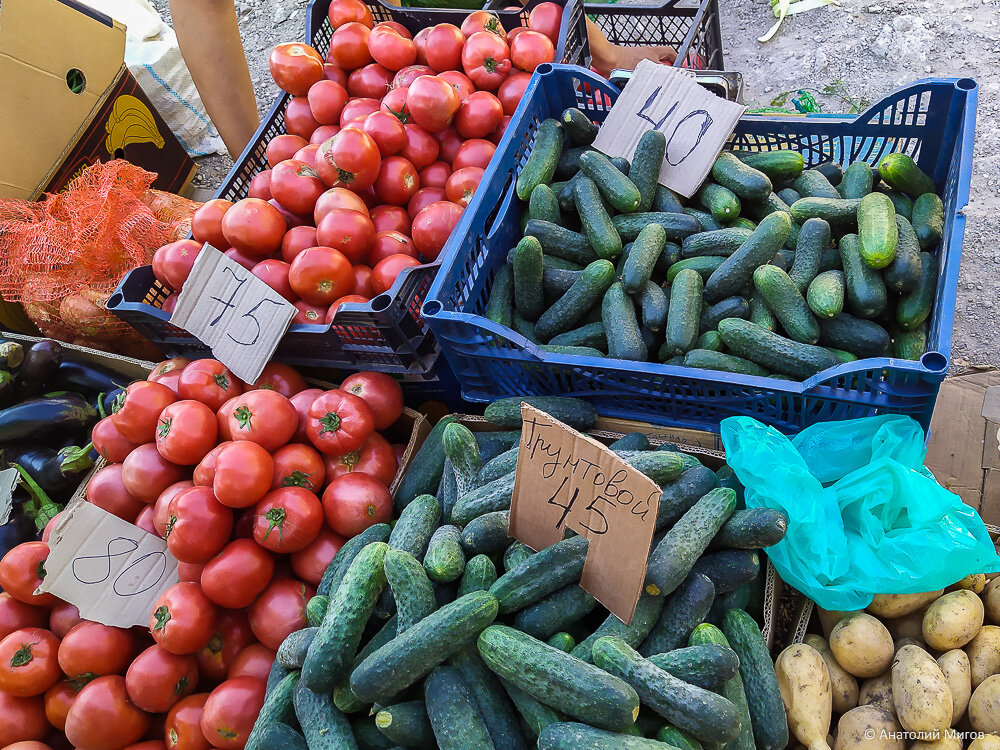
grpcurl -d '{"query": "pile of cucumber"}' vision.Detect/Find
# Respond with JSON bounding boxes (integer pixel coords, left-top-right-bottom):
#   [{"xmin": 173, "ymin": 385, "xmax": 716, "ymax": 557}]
[
  {"xmin": 481, "ymin": 106, "xmax": 946, "ymax": 380},
  {"xmin": 250, "ymin": 396, "xmax": 791, "ymax": 750}
]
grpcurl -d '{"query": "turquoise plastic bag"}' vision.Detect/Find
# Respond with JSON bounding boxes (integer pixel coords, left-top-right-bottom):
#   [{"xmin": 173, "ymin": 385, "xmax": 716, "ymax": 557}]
[{"xmin": 720, "ymin": 415, "xmax": 1000, "ymax": 612}]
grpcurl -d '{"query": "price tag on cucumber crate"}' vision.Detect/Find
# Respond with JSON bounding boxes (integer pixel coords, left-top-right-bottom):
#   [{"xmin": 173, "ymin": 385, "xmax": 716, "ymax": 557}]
[
  {"xmin": 592, "ymin": 59, "xmax": 746, "ymax": 198},
  {"xmin": 509, "ymin": 404, "xmax": 660, "ymax": 624},
  {"xmin": 169, "ymin": 245, "xmax": 297, "ymax": 383}
]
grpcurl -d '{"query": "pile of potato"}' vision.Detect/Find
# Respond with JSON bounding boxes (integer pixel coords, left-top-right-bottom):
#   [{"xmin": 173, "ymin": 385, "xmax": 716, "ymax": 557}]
[{"xmin": 774, "ymin": 573, "xmax": 1000, "ymax": 750}]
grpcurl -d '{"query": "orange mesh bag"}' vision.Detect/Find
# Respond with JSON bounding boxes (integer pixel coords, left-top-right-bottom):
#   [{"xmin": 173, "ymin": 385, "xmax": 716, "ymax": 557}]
[{"xmin": 0, "ymin": 160, "xmax": 195, "ymax": 355}]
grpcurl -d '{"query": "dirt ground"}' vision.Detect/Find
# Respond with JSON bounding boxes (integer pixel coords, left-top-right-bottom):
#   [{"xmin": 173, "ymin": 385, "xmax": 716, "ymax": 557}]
[{"xmin": 153, "ymin": 0, "xmax": 998, "ymax": 368}]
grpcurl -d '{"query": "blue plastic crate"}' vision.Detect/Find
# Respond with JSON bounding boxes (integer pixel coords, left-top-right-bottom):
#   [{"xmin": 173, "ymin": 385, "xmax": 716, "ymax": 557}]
[{"xmin": 422, "ymin": 64, "xmax": 977, "ymax": 433}]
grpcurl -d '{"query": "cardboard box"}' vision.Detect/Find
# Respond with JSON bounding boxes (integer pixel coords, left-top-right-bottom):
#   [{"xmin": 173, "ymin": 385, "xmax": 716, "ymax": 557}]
[
  {"xmin": 0, "ymin": 0, "xmax": 196, "ymax": 200},
  {"xmin": 926, "ymin": 368, "xmax": 1000, "ymax": 526}
]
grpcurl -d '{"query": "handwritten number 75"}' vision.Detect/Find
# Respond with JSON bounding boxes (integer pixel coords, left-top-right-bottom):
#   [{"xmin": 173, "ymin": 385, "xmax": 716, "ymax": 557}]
[
  {"xmin": 636, "ymin": 86, "xmax": 714, "ymax": 166},
  {"xmin": 209, "ymin": 266, "xmax": 247, "ymax": 326}
]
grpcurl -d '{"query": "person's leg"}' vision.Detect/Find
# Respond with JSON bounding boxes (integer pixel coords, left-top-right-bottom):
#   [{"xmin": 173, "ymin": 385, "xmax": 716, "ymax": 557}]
[
  {"xmin": 586, "ymin": 17, "xmax": 677, "ymax": 77},
  {"xmin": 170, "ymin": 0, "xmax": 260, "ymax": 158}
]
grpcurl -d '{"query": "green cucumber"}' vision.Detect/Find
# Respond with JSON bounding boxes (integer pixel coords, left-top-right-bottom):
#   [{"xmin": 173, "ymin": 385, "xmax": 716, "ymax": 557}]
[
  {"xmin": 857, "ymin": 192, "xmax": 898, "ymax": 268},
  {"xmin": 825, "ymin": 346, "xmax": 858, "ymax": 364},
  {"xmin": 666, "ymin": 256, "xmax": 726, "ymax": 284},
  {"xmin": 789, "ymin": 197, "xmax": 860, "ymax": 226},
  {"xmin": 788, "ymin": 217, "xmax": 830, "ymax": 292},
  {"xmin": 302, "ymin": 542, "xmax": 388, "ymax": 692},
  {"xmin": 814, "ymin": 162, "xmax": 843, "ymax": 185},
  {"xmin": 703, "ymin": 211, "xmax": 791, "ymax": 303},
  {"xmin": 645, "ymin": 488, "xmax": 736, "ymax": 598},
  {"xmin": 819, "ymin": 246, "xmax": 842, "ymax": 272},
  {"xmin": 579, "ymin": 150, "xmax": 642, "ymax": 213},
  {"xmin": 639, "ymin": 572, "xmax": 715, "ymax": 656},
  {"xmin": 806, "ymin": 270, "xmax": 845, "ymax": 318},
  {"xmin": 517, "ymin": 119, "xmax": 562, "ymax": 200},
  {"xmin": 265, "ymin": 659, "xmax": 291, "ymax": 695},
  {"xmin": 681, "ymin": 228, "xmax": 753, "ymax": 259},
  {"xmin": 461, "ymin": 512, "xmax": 512, "ymax": 555},
  {"xmin": 457, "ymin": 554, "xmax": 498, "ymax": 596},
  {"xmin": 389, "ymin": 493, "xmax": 441, "ymax": 560},
  {"xmin": 512, "ymin": 311, "xmax": 539, "ymax": 343},
  {"xmin": 646, "ymin": 643, "xmax": 739, "ymax": 692},
  {"xmin": 621, "ymin": 451, "xmax": 686, "ymax": 485},
  {"xmin": 896, "ymin": 251, "xmax": 937, "ymax": 330},
  {"xmin": 562, "ymin": 107, "xmax": 598, "ymax": 146},
  {"xmin": 878, "ymin": 152, "xmax": 936, "ymax": 198},
  {"xmin": 639, "ymin": 282, "xmax": 670, "ymax": 333},
  {"xmin": 547, "ymin": 632, "xmax": 576, "ymax": 652},
  {"xmin": 525, "ymin": 219, "xmax": 598, "ymax": 266},
  {"xmin": 839, "ymin": 233, "xmax": 887, "ymax": 319},
  {"xmin": 255, "ymin": 722, "xmax": 308, "ymax": 750},
  {"xmin": 539, "ymin": 722, "xmax": 677, "ymax": 749},
  {"xmin": 449, "ymin": 647, "xmax": 529, "ymax": 750},
  {"xmin": 542, "ymin": 267, "xmax": 580, "ymax": 297},
  {"xmin": 688, "ymin": 624, "xmax": 755, "ymax": 750},
  {"xmin": 878, "ymin": 186, "xmax": 914, "ymax": 220},
  {"xmin": 424, "ymin": 666, "xmax": 495, "ymax": 749},
  {"xmin": 541, "ymin": 345, "xmax": 606, "ymax": 358},
  {"xmin": 694, "ymin": 330, "xmax": 723, "ymax": 351},
  {"xmin": 443, "ymin": 423, "xmax": 482, "ymax": 499},
  {"xmin": 731, "ymin": 149, "xmax": 804, "ymax": 182},
  {"xmin": 838, "ymin": 161, "xmax": 874, "ymax": 199},
  {"xmin": 792, "ymin": 170, "xmax": 840, "ymax": 199},
  {"xmin": 663, "ymin": 269, "xmax": 702, "ymax": 357},
  {"xmin": 478, "ymin": 625, "xmax": 641, "ymax": 732},
  {"xmin": 817, "ymin": 313, "xmax": 891, "ymax": 358},
  {"xmin": 630, "ymin": 130, "xmax": 667, "ymax": 213},
  {"xmin": 484, "ymin": 395, "xmax": 597, "ymax": 430},
  {"xmin": 691, "ymin": 550, "xmax": 760, "ymax": 594},
  {"xmin": 293, "ymin": 679, "xmax": 357, "ymax": 750},
  {"xmin": 697, "ymin": 183, "xmax": 741, "ymax": 223},
  {"xmin": 609, "ymin": 432, "xmax": 651, "ymax": 451},
  {"xmin": 395, "ymin": 417, "xmax": 457, "ymax": 511},
  {"xmin": 753, "ymin": 264, "xmax": 819, "ymax": 344},
  {"xmin": 385, "ymin": 548, "xmax": 436, "ymax": 634},
  {"xmin": 514, "ymin": 584, "xmax": 597, "ymax": 640},
  {"xmin": 332, "ymin": 615, "xmax": 398, "ymax": 714},
  {"xmin": 657, "ymin": 726, "xmax": 703, "ymax": 750},
  {"xmin": 424, "ymin": 525, "xmax": 466, "ymax": 583},
  {"xmin": 306, "ymin": 595, "xmax": 329, "ymax": 626},
  {"xmin": 490, "ymin": 535, "xmax": 589, "ymax": 614},
  {"xmin": 352, "ymin": 716, "xmax": 396, "ymax": 749},
  {"xmin": 748, "ymin": 292, "xmax": 777, "ymax": 332},
  {"xmin": 653, "ymin": 184, "xmax": 685, "ymax": 213},
  {"xmin": 375, "ymin": 701, "xmax": 434, "ymax": 749},
  {"xmin": 911, "ymin": 192, "xmax": 944, "ymax": 250},
  {"xmin": 277, "ymin": 627, "xmax": 318, "ymax": 669},
  {"xmin": 592, "ymin": 637, "xmax": 741, "ymax": 745},
  {"xmin": 777, "ymin": 188, "xmax": 801, "ymax": 206},
  {"xmin": 486, "ymin": 264, "xmax": 514, "ymax": 328},
  {"xmin": 712, "ymin": 152, "xmax": 771, "ymax": 201},
  {"xmin": 549, "ymin": 321, "xmax": 608, "ymax": 351},
  {"xmin": 603, "ymin": 282, "xmax": 647, "ymax": 361},
  {"xmin": 655, "ymin": 466, "xmax": 720, "ymax": 531},
  {"xmin": 685, "ymin": 207, "xmax": 722, "ymax": 233},
  {"xmin": 571, "ymin": 592, "xmax": 665, "ymax": 664},
  {"xmin": 500, "ymin": 676, "xmax": 563, "ymax": 738},
  {"xmin": 718, "ymin": 318, "xmax": 839, "ymax": 379},
  {"xmin": 613, "ymin": 212, "xmax": 702, "ymax": 244},
  {"xmin": 246, "ymin": 672, "xmax": 299, "ymax": 750},
  {"xmin": 535, "ymin": 259, "xmax": 616, "ymax": 342},
  {"xmin": 576, "ymin": 177, "xmax": 623, "ymax": 259},
  {"xmin": 477, "ymin": 440, "xmax": 518, "ymax": 478},
  {"xmin": 555, "ymin": 146, "xmax": 585, "ymax": 180},
  {"xmin": 722, "ymin": 609, "xmax": 788, "ymax": 750},
  {"xmin": 884, "ymin": 214, "xmax": 922, "ymax": 293},
  {"xmin": 893, "ymin": 324, "xmax": 927, "ymax": 360},
  {"xmin": 350, "ymin": 591, "xmax": 500, "ymax": 705},
  {"xmin": 450, "ymin": 471, "xmax": 515, "ymax": 525},
  {"xmin": 713, "ymin": 507, "xmax": 788, "ymax": 549},
  {"xmin": 529, "ymin": 184, "xmax": 561, "ymax": 225},
  {"xmin": 512, "ymin": 235, "xmax": 545, "ymax": 322},
  {"xmin": 317, "ymin": 523, "xmax": 391, "ymax": 596},
  {"xmin": 698, "ymin": 296, "xmax": 749, "ymax": 333},
  {"xmin": 682, "ymin": 349, "xmax": 769, "ymax": 377},
  {"xmin": 503, "ymin": 541, "xmax": 533, "ymax": 572},
  {"xmin": 622, "ymin": 223, "xmax": 666, "ymax": 294}
]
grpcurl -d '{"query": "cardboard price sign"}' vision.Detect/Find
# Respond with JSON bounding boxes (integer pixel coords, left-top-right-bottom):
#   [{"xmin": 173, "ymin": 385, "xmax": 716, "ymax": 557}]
[
  {"xmin": 509, "ymin": 404, "xmax": 660, "ymax": 624},
  {"xmin": 0, "ymin": 467, "xmax": 18, "ymax": 525},
  {"xmin": 39, "ymin": 501, "xmax": 179, "ymax": 628},
  {"xmin": 170, "ymin": 244, "xmax": 297, "ymax": 383},
  {"xmin": 592, "ymin": 59, "xmax": 746, "ymax": 198}
]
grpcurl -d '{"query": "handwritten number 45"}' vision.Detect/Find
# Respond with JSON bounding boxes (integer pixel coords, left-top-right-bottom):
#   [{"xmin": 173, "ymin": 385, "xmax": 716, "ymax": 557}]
[
  {"xmin": 546, "ymin": 477, "xmax": 610, "ymax": 535},
  {"xmin": 636, "ymin": 86, "xmax": 714, "ymax": 167}
]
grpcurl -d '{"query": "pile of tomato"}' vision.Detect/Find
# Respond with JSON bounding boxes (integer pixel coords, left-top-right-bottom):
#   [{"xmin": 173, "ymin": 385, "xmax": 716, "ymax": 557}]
[
  {"xmin": 0, "ymin": 358, "xmax": 408, "ymax": 749},
  {"xmin": 150, "ymin": 0, "xmax": 563, "ymax": 326}
]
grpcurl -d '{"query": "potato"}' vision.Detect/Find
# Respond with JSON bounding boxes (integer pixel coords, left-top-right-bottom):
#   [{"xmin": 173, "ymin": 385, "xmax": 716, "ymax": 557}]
[
  {"xmin": 830, "ymin": 614, "xmax": 894, "ymax": 678},
  {"xmin": 858, "ymin": 672, "xmax": 896, "ymax": 717},
  {"xmin": 922, "ymin": 590, "xmax": 985, "ymax": 650},
  {"xmin": 777, "ymin": 644, "xmax": 833, "ymax": 750},
  {"xmin": 985, "ymin": 577, "xmax": 1000, "ymax": 625},
  {"xmin": 868, "ymin": 591, "xmax": 943, "ymax": 619},
  {"xmin": 820, "ymin": 608, "xmax": 862, "ymax": 638},
  {"xmin": 891, "ymin": 645, "xmax": 952, "ymax": 733},
  {"xmin": 946, "ymin": 574, "xmax": 987, "ymax": 594},
  {"xmin": 833, "ymin": 706, "xmax": 902, "ymax": 750},
  {"xmin": 889, "ymin": 610, "xmax": 927, "ymax": 641},
  {"xmin": 893, "ymin": 637, "xmax": 925, "ymax": 655},
  {"xmin": 911, "ymin": 733, "xmax": 962, "ymax": 750},
  {"xmin": 936, "ymin": 649, "xmax": 972, "ymax": 724},
  {"xmin": 805, "ymin": 634, "xmax": 860, "ymax": 715},
  {"xmin": 969, "ymin": 735, "xmax": 1000, "ymax": 750},
  {"xmin": 965, "ymin": 624, "xmax": 1000, "ymax": 688},
  {"xmin": 968, "ymin": 673, "xmax": 1000, "ymax": 733}
]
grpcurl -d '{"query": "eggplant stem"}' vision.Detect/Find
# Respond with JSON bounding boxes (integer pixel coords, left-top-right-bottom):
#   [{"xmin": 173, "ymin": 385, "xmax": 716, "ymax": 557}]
[{"xmin": 10, "ymin": 463, "xmax": 61, "ymax": 531}]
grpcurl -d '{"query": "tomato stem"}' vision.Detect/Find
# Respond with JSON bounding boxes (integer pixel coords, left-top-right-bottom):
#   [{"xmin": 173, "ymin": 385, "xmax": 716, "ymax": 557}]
[
  {"xmin": 213, "ymin": 373, "xmax": 231, "ymax": 390},
  {"xmin": 157, "ymin": 417, "xmax": 172, "ymax": 441},
  {"xmin": 234, "ymin": 404, "xmax": 253, "ymax": 430},
  {"xmin": 175, "ymin": 675, "xmax": 190, "ymax": 696},
  {"xmin": 262, "ymin": 507, "xmax": 286, "ymax": 541},
  {"xmin": 337, "ymin": 168, "xmax": 356, "ymax": 185},
  {"xmin": 282, "ymin": 470, "xmax": 317, "ymax": 490},
  {"xmin": 338, "ymin": 450, "xmax": 361, "ymax": 469},
  {"xmin": 9, "ymin": 641, "xmax": 36, "ymax": 668},
  {"xmin": 112, "ymin": 391, "xmax": 126, "ymax": 413},
  {"xmin": 319, "ymin": 412, "xmax": 342, "ymax": 435},
  {"xmin": 152, "ymin": 605, "xmax": 171, "ymax": 632}
]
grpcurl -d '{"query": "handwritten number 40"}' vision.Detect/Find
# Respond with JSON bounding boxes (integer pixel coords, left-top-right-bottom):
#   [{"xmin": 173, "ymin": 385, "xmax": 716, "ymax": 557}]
[{"xmin": 636, "ymin": 86, "xmax": 714, "ymax": 167}]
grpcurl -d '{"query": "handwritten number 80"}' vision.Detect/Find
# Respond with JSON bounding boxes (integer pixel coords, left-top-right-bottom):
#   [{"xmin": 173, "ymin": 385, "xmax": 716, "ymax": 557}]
[
  {"xmin": 636, "ymin": 86, "xmax": 714, "ymax": 166},
  {"xmin": 72, "ymin": 537, "xmax": 168, "ymax": 597}
]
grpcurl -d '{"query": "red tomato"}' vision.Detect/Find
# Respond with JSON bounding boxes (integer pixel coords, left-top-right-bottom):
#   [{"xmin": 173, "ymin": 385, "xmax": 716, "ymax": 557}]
[
  {"xmin": 288, "ymin": 246, "xmax": 354, "ymax": 304},
  {"xmin": 92, "ymin": 416, "xmax": 141, "ymax": 464},
  {"xmin": 328, "ymin": 0, "xmax": 373, "ymax": 28},
  {"xmin": 58, "ymin": 622, "xmax": 133, "ymax": 680},
  {"xmin": 462, "ymin": 32, "xmax": 512, "ymax": 90},
  {"xmin": 226, "ymin": 390, "xmax": 297, "ymax": 452},
  {"xmin": 271, "ymin": 443, "xmax": 326, "ymax": 492},
  {"xmin": 324, "ymin": 432, "xmax": 399, "ymax": 487},
  {"xmin": 216, "ymin": 396, "xmax": 237, "ymax": 441},
  {"xmin": 222, "ymin": 248, "xmax": 257, "ymax": 272},
  {"xmin": 412, "ymin": 200, "xmax": 464, "ymax": 259},
  {"xmin": 0, "ymin": 594, "xmax": 47, "ymax": 642},
  {"xmin": 347, "ymin": 63, "xmax": 393, "ymax": 99},
  {"xmin": 281, "ymin": 225, "xmax": 318, "ymax": 263},
  {"xmin": 372, "ymin": 253, "xmax": 422, "ymax": 293},
  {"xmin": 248, "ymin": 578, "xmax": 314, "ymax": 651},
  {"xmin": 453, "ymin": 138, "xmax": 496, "ymax": 170},
  {"xmin": 327, "ymin": 294, "xmax": 371, "ymax": 321},
  {"xmin": 373, "ymin": 155, "xmax": 420, "ymax": 206},
  {"xmin": 400, "ymin": 124, "xmax": 439, "ymax": 170},
  {"xmin": 126, "ymin": 645, "xmax": 198, "ymax": 714},
  {"xmin": 322, "ymin": 63, "xmax": 348, "ymax": 86},
  {"xmin": 152, "ymin": 481, "xmax": 193, "ymax": 539},
  {"xmin": 285, "ymin": 95, "xmax": 320, "ymax": 139},
  {"xmin": 456, "ymin": 91, "xmax": 503, "ymax": 139},
  {"xmin": 438, "ymin": 70, "xmax": 476, "ymax": 101},
  {"xmin": 176, "ymin": 561, "xmax": 204, "ymax": 583},
  {"xmin": 305, "ymin": 390, "xmax": 375, "ymax": 456},
  {"xmin": 322, "ymin": 473, "xmax": 393, "ymax": 536},
  {"xmin": 309, "ymin": 123, "xmax": 340, "ymax": 145},
  {"xmin": 165, "ymin": 486, "xmax": 233, "ymax": 564},
  {"xmin": 150, "ymin": 583, "xmax": 217, "ymax": 656},
  {"xmin": 379, "ymin": 20, "xmax": 411, "ymax": 37},
  {"xmin": 65, "ymin": 675, "xmax": 150, "ymax": 750},
  {"xmin": 289, "ymin": 388, "xmax": 322, "ymax": 443},
  {"xmin": 269, "ymin": 42, "xmax": 324, "ymax": 95},
  {"xmin": 149, "ymin": 358, "xmax": 190, "ymax": 392},
  {"xmin": 368, "ymin": 230, "xmax": 417, "ymax": 266},
  {"xmin": 0, "ymin": 628, "xmax": 61, "ymax": 696},
  {"xmin": 266, "ymin": 134, "xmax": 308, "ymax": 167},
  {"xmin": 353, "ymin": 264, "xmax": 375, "ymax": 296},
  {"xmin": 40, "ymin": 511, "xmax": 60, "ymax": 543},
  {"xmin": 461, "ymin": 10, "xmax": 506, "ymax": 38},
  {"xmin": 316, "ymin": 209, "xmax": 376, "ymax": 264},
  {"xmin": 425, "ymin": 23, "xmax": 465, "ymax": 72},
  {"xmin": 370, "ymin": 204, "xmax": 411, "ymax": 235},
  {"xmin": 498, "ymin": 71, "xmax": 531, "ymax": 115},
  {"xmin": 112, "ymin": 381, "xmax": 177, "ymax": 444},
  {"xmin": 507, "ymin": 24, "xmax": 530, "ymax": 42},
  {"xmin": 45, "ymin": 679, "xmax": 80, "ymax": 731},
  {"xmin": 125, "ymin": 741, "xmax": 167, "ymax": 750},
  {"xmin": 407, "ymin": 186, "xmax": 447, "ymax": 219},
  {"xmin": 315, "ymin": 127, "xmax": 381, "ymax": 192},
  {"xmin": 306, "ymin": 80, "xmax": 348, "ymax": 125},
  {"xmin": 362, "ymin": 111, "xmax": 406, "ymax": 157},
  {"xmin": 86, "ymin": 462, "xmax": 145, "ymax": 522},
  {"xmin": 434, "ymin": 126, "xmax": 464, "ymax": 164},
  {"xmin": 250, "ymin": 259, "xmax": 297, "ymax": 303},
  {"xmin": 193, "ymin": 442, "xmax": 225, "ymax": 486},
  {"xmin": 393, "ymin": 64, "xmax": 434, "ymax": 88},
  {"xmin": 407, "ymin": 75, "xmax": 461, "ymax": 133},
  {"xmin": 380, "ymin": 86, "xmax": 411, "ymax": 122},
  {"xmin": 340, "ymin": 371, "xmax": 405, "ymax": 429},
  {"xmin": 446, "ymin": 166, "xmax": 485, "ymax": 206},
  {"xmin": 228, "ymin": 643, "xmax": 274, "ymax": 682},
  {"xmin": 367, "ymin": 26, "xmax": 415, "ymax": 73},
  {"xmin": 121, "ymin": 443, "xmax": 187, "ymax": 504},
  {"xmin": 152, "ymin": 240, "xmax": 202, "ymax": 292},
  {"xmin": 220, "ymin": 198, "xmax": 287, "ymax": 257},
  {"xmin": 155, "ymin": 400, "xmax": 218, "ymax": 466},
  {"xmin": 213, "ymin": 441, "xmax": 274, "ymax": 508},
  {"xmin": 200, "ymin": 539, "xmax": 275, "ymax": 610},
  {"xmin": 490, "ymin": 114, "xmax": 512, "ymax": 144},
  {"xmin": 314, "ymin": 186, "xmax": 369, "ymax": 224},
  {"xmin": 252, "ymin": 487, "xmax": 323, "ymax": 553},
  {"xmin": 247, "ymin": 170, "xmax": 272, "ymax": 200},
  {"xmin": 195, "ymin": 610, "xmax": 254, "ymax": 683},
  {"xmin": 528, "ymin": 2, "xmax": 563, "ymax": 42},
  {"xmin": 413, "ymin": 26, "xmax": 431, "ymax": 64},
  {"xmin": 294, "ymin": 300, "xmax": 326, "ymax": 324},
  {"xmin": 294, "ymin": 142, "xmax": 320, "ymax": 171},
  {"xmin": 328, "ymin": 22, "xmax": 372, "ymax": 69},
  {"xmin": 164, "ymin": 693, "xmax": 210, "ymax": 750},
  {"xmin": 48, "ymin": 601, "xmax": 82, "ymax": 639},
  {"xmin": 418, "ymin": 160, "xmax": 451, "ymax": 189},
  {"xmin": 190, "ymin": 199, "xmax": 233, "ymax": 250},
  {"xmin": 510, "ymin": 29, "xmax": 555, "ymax": 72},
  {"xmin": 178, "ymin": 360, "xmax": 243, "ymax": 412},
  {"xmin": 200, "ymin": 677, "xmax": 265, "ymax": 750},
  {"xmin": 290, "ymin": 526, "xmax": 347, "ymax": 586},
  {"xmin": 134, "ymin": 505, "xmax": 158, "ymax": 537},
  {"xmin": 0, "ymin": 691, "xmax": 47, "ymax": 746},
  {"xmin": 269, "ymin": 159, "xmax": 326, "ymax": 216}
]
